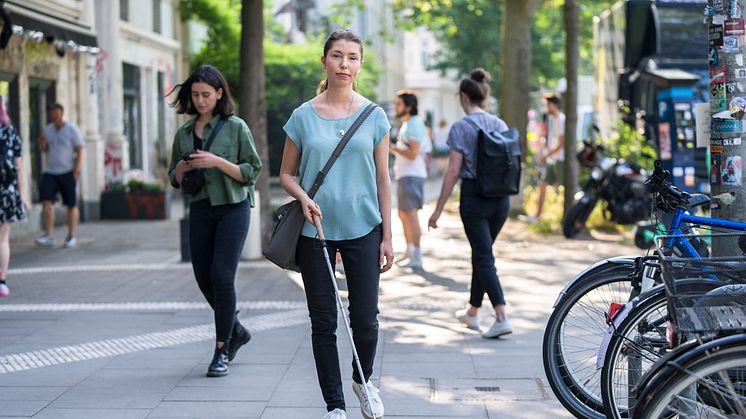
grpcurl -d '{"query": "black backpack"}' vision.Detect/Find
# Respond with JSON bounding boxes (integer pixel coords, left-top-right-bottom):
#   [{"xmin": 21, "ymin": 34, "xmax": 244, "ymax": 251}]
[{"xmin": 464, "ymin": 117, "xmax": 522, "ymax": 197}]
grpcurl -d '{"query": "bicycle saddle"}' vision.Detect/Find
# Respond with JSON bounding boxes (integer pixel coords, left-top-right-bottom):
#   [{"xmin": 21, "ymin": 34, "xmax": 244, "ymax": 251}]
[{"xmin": 687, "ymin": 193, "xmax": 710, "ymax": 210}]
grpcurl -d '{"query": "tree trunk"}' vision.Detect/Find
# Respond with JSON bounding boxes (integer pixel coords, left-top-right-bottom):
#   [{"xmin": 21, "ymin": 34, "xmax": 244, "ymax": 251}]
[
  {"xmin": 563, "ymin": 0, "xmax": 579, "ymax": 215},
  {"xmin": 500, "ymin": 0, "xmax": 544, "ymax": 154},
  {"xmin": 240, "ymin": 0, "xmax": 271, "ymax": 249},
  {"xmin": 501, "ymin": 0, "xmax": 543, "ymax": 208}
]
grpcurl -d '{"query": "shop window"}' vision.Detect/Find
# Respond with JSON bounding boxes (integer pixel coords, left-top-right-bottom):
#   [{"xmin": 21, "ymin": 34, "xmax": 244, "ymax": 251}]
[
  {"xmin": 123, "ymin": 63, "xmax": 142, "ymax": 170},
  {"xmin": 121, "ymin": 0, "xmax": 129, "ymax": 22},
  {"xmin": 153, "ymin": 0, "xmax": 162, "ymax": 34}
]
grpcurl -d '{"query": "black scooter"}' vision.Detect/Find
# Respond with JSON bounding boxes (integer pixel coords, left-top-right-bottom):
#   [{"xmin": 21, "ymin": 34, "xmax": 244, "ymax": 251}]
[{"xmin": 562, "ymin": 141, "xmax": 652, "ymax": 238}]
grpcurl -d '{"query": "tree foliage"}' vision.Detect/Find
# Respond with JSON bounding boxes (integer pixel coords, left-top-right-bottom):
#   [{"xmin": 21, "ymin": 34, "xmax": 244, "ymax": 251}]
[{"xmin": 393, "ymin": 0, "xmax": 503, "ymax": 93}]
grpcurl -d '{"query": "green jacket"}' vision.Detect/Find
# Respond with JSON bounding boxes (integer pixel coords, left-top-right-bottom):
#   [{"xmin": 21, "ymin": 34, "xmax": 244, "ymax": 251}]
[{"xmin": 168, "ymin": 115, "xmax": 262, "ymax": 206}]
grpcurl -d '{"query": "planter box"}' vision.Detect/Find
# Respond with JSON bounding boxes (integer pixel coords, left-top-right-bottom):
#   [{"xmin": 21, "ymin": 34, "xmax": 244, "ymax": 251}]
[{"xmin": 100, "ymin": 190, "xmax": 171, "ymax": 220}]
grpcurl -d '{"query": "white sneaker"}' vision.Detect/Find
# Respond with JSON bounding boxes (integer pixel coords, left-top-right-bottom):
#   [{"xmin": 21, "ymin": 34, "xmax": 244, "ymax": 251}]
[
  {"xmin": 63, "ymin": 236, "xmax": 77, "ymax": 248},
  {"xmin": 518, "ymin": 214, "xmax": 538, "ymax": 224},
  {"xmin": 352, "ymin": 381, "xmax": 384, "ymax": 419},
  {"xmin": 323, "ymin": 408, "xmax": 346, "ymax": 419},
  {"xmin": 482, "ymin": 318, "xmax": 513, "ymax": 339},
  {"xmin": 35, "ymin": 234, "xmax": 55, "ymax": 247},
  {"xmin": 455, "ymin": 308, "xmax": 481, "ymax": 331},
  {"xmin": 401, "ymin": 256, "xmax": 422, "ymax": 269}
]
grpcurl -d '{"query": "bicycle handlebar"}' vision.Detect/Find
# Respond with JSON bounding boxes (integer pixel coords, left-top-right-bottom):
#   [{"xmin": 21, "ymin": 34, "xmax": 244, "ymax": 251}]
[{"xmin": 644, "ymin": 160, "xmax": 690, "ymax": 210}]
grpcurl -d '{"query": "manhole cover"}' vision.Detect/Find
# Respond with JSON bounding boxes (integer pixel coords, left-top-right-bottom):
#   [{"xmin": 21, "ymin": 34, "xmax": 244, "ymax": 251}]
[{"xmin": 426, "ymin": 378, "xmax": 548, "ymax": 402}]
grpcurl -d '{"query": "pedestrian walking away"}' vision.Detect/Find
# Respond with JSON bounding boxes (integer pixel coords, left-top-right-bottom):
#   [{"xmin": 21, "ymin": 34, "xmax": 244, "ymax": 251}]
[
  {"xmin": 0, "ymin": 96, "xmax": 28, "ymax": 297},
  {"xmin": 533, "ymin": 93, "xmax": 565, "ymax": 222},
  {"xmin": 428, "ymin": 68, "xmax": 513, "ymax": 339},
  {"xmin": 278, "ymin": 29, "xmax": 394, "ymax": 419},
  {"xmin": 167, "ymin": 64, "xmax": 262, "ymax": 377},
  {"xmin": 390, "ymin": 90, "xmax": 428, "ymax": 269},
  {"xmin": 35, "ymin": 103, "xmax": 83, "ymax": 248}
]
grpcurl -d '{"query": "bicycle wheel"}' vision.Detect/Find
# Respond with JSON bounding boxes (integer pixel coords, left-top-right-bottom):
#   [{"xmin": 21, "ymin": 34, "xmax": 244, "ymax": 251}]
[
  {"xmin": 601, "ymin": 280, "xmax": 726, "ymax": 419},
  {"xmin": 543, "ymin": 270, "xmax": 635, "ymax": 418},
  {"xmin": 636, "ymin": 343, "xmax": 746, "ymax": 419}
]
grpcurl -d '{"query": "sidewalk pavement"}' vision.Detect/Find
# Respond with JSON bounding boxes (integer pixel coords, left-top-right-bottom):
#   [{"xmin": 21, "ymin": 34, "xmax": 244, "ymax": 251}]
[{"xmin": 0, "ymin": 188, "xmax": 638, "ymax": 418}]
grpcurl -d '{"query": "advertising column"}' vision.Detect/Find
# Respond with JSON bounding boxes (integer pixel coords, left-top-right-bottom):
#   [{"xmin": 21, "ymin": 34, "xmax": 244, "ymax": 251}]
[{"xmin": 708, "ymin": 0, "xmax": 746, "ymax": 254}]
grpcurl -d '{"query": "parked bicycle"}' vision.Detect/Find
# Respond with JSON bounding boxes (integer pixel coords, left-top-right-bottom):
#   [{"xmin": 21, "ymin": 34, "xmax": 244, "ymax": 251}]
[{"xmin": 543, "ymin": 160, "xmax": 744, "ymax": 418}]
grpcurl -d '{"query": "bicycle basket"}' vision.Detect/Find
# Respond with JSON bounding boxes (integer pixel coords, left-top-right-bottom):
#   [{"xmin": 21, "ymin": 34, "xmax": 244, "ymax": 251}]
[{"xmin": 656, "ymin": 233, "xmax": 746, "ymax": 338}]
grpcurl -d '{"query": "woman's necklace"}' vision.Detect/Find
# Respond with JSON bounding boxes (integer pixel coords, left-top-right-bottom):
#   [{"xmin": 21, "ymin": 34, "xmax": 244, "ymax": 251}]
[{"xmin": 325, "ymin": 91, "xmax": 355, "ymax": 137}]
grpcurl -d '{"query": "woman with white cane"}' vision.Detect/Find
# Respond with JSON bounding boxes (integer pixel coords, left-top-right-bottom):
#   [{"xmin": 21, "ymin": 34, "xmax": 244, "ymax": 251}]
[{"xmin": 278, "ymin": 30, "xmax": 394, "ymax": 419}]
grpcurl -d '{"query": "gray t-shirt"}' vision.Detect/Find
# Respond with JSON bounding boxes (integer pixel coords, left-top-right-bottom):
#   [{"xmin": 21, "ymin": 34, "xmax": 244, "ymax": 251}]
[
  {"xmin": 447, "ymin": 112, "xmax": 509, "ymax": 179},
  {"xmin": 43, "ymin": 122, "xmax": 83, "ymax": 175}
]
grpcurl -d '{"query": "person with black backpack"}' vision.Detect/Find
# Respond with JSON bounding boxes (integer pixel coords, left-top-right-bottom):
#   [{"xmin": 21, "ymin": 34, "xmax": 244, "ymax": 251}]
[{"xmin": 428, "ymin": 68, "xmax": 517, "ymax": 339}]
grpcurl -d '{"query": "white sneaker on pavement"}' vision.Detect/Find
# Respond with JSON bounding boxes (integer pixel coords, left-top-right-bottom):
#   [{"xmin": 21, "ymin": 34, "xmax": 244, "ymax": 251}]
[
  {"xmin": 518, "ymin": 214, "xmax": 538, "ymax": 224},
  {"xmin": 455, "ymin": 308, "xmax": 481, "ymax": 331},
  {"xmin": 35, "ymin": 234, "xmax": 55, "ymax": 247},
  {"xmin": 352, "ymin": 381, "xmax": 384, "ymax": 419},
  {"xmin": 482, "ymin": 318, "xmax": 512, "ymax": 339},
  {"xmin": 323, "ymin": 408, "xmax": 346, "ymax": 419},
  {"xmin": 64, "ymin": 236, "xmax": 77, "ymax": 248},
  {"xmin": 401, "ymin": 256, "xmax": 422, "ymax": 269}
]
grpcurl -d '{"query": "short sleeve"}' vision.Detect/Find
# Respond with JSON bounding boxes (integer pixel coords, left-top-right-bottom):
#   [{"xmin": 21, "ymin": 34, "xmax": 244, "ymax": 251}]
[
  {"xmin": 70, "ymin": 124, "xmax": 84, "ymax": 147},
  {"xmin": 10, "ymin": 126, "xmax": 21, "ymax": 157},
  {"xmin": 283, "ymin": 108, "xmax": 302, "ymax": 151},
  {"xmin": 373, "ymin": 107, "xmax": 391, "ymax": 146},
  {"xmin": 447, "ymin": 122, "xmax": 467, "ymax": 154},
  {"xmin": 407, "ymin": 119, "xmax": 426, "ymax": 143}
]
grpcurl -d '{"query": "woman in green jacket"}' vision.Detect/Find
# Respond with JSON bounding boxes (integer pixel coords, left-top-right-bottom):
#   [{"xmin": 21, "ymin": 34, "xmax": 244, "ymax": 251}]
[{"xmin": 167, "ymin": 65, "xmax": 262, "ymax": 377}]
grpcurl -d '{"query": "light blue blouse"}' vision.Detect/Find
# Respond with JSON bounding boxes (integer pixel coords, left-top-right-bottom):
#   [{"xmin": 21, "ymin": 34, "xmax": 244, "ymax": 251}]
[{"xmin": 284, "ymin": 100, "xmax": 391, "ymax": 240}]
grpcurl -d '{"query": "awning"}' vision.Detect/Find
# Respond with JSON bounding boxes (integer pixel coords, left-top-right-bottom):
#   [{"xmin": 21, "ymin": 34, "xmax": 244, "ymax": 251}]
[{"xmin": 1, "ymin": 0, "xmax": 97, "ymax": 49}]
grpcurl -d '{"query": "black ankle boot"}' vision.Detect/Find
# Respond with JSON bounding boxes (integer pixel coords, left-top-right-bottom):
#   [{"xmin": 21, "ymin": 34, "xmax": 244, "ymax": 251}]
[
  {"xmin": 207, "ymin": 346, "xmax": 229, "ymax": 377},
  {"xmin": 227, "ymin": 321, "xmax": 252, "ymax": 362}
]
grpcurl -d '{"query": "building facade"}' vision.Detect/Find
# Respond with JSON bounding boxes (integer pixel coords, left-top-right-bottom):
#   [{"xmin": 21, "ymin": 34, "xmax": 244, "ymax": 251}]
[
  {"xmin": 96, "ymin": 0, "xmax": 183, "ymax": 187},
  {"xmin": 0, "ymin": 0, "xmax": 183, "ymax": 236},
  {"xmin": 0, "ymin": 0, "xmax": 102, "ymax": 234}
]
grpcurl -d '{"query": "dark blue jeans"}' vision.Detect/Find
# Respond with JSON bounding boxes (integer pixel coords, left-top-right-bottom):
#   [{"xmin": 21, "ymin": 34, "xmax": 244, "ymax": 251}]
[
  {"xmin": 190, "ymin": 199, "xmax": 250, "ymax": 342},
  {"xmin": 296, "ymin": 224, "xmax": 382, "ymax": 412},
  {"xmin": 460, "ymin": 179, "xmax": 510, "ymax": 307}
]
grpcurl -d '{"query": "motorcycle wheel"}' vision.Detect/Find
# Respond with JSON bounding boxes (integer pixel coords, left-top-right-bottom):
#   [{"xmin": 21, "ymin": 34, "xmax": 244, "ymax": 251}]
[{"xmin": 563, "ymin": 200, "xmax": 595, "ymax": 238}]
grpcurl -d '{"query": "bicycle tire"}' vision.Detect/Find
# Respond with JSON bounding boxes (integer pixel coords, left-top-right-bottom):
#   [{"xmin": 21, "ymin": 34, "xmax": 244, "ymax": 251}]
[
  {"xmin": 600, "ymin": 280, "xmax": 721, "ymax": 419},
  {"xmin": 635, "ymin": 343, "xmax": 746, "ymax": 419},
  {"xmin": 543, "ymin": 269, "xmax": 635, "ymax": 418}
]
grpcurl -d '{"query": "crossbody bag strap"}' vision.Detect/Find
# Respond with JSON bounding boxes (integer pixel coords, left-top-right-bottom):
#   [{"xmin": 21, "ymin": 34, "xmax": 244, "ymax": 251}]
[
  {"xmin": 307, "ymin": 103, "xmax": 378, "ymax": 199},
  {"xmin": 202, "ymin": 118, "xmax": 226, "ymax": 152}
]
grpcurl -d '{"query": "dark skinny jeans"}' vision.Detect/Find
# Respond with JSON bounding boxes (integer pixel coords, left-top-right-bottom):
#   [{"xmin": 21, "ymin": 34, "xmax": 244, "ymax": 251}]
[
  {"xmin": 190, "ymin": 199, "xmax": 250, "ymax": 343},
  {"xmin": 459, "ymin": 179, "xmax": 510, "ymax": 307},
  {"xmin": 296, "ymin": 224, "xmax": 382, "ymax": 413}
]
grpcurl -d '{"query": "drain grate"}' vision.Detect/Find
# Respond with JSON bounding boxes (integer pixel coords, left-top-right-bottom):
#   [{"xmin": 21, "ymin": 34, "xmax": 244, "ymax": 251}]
[{"xmin": 427, "ymin": 378, "xmax": 547, "ymax": 402}]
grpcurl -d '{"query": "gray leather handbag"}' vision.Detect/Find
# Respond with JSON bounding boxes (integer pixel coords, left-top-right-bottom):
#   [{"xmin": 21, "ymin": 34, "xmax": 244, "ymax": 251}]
[{"xmin": 264, "ymin": 103, "xmax": 378, "ymax": 271}]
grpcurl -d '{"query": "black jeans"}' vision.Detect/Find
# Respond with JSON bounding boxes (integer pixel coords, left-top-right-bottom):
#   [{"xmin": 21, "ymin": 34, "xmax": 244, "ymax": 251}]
[
  {"xmin": 460, "ymin": 179, "xmax": 510, "ymax": 307},
  {"xmin": 190, "ymin": 199, "xmax": 250, "ymax": 342},
  {"xmin": 296, "ymin": 224, "xmax": 382, "ymax": 412}
]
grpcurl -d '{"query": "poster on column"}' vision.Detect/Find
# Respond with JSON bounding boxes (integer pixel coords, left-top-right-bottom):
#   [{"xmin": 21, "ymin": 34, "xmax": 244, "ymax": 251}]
[
  {"xmin": 712, "ymin": 153, "xmax": 723, "ymax": 186},
  {"xmin": 695, "ymin": 102, "xmax": 710, "ymax": 148},
  {"xmin": 722, "ymin": 155, "xmax": 743, "ymax": 186}
]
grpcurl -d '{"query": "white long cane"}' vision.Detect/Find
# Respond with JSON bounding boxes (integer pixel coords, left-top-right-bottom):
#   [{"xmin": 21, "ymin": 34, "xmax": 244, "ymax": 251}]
[{"xmin": 312, "ymin": 214, "xmax": 377, "ymax": 419}]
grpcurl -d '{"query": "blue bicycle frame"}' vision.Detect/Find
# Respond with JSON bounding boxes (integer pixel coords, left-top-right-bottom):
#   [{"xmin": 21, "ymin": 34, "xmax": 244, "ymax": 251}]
[{"xmin": 666, "ymin": 209, "xmax": 746, "ymax": 257}]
